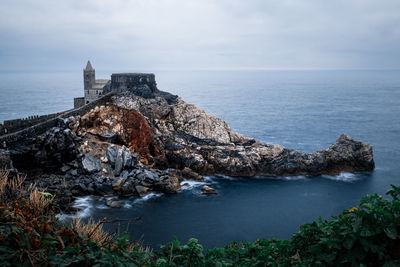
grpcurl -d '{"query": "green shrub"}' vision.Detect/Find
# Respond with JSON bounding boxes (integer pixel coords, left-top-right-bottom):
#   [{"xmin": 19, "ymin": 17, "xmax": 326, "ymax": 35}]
[
  {"xmin": 155, "ymin": 185, "xmax": 400, "ymax": 266},
  {"xmin": 2, "ymin": 185, "xmax": 400, "ymax": 266}
]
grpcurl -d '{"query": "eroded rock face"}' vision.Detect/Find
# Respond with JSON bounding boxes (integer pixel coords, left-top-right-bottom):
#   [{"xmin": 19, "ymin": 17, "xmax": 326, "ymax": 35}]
[
  {"xmin": 113, "ymin": 94, "xmax": 250, "ymax": 145},
  {"xmin": 112, "ymin": 93, "xmax": 375, "ymax": 177},
  {"xmin": 164, "ymin": 134, "xmax": 375, "ymax": 176},
  {"xmin": 74, "ymin": 105, "xmax": 165, "ymax": 166},
  {"xmin": 6, "ymin": 126, "xmax": 80, "ymax": 174}
]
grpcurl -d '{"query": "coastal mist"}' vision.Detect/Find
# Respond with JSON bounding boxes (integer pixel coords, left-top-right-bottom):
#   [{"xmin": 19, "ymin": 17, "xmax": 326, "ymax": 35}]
[{"xmin": 1, "ymin": 70, "xmax": 400, "ymax": 248}]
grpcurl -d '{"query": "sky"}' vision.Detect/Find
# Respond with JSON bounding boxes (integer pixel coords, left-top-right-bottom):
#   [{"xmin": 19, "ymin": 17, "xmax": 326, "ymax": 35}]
[{"xmin": 0, "ymin": 0, "xmax": 399, "ymax": 72}]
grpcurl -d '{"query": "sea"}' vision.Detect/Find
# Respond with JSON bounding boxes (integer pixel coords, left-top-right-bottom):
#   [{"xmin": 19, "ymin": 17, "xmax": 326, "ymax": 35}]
[{"xmin": 1, "ymin": 70, "xmax": 400, "ymax": 248}]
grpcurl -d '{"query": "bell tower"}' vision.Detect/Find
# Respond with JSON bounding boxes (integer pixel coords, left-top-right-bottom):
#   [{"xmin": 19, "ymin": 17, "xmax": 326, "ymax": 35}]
[{"xmin": 83, "ymin": 60, "xmax": 95, "ymax": 90}]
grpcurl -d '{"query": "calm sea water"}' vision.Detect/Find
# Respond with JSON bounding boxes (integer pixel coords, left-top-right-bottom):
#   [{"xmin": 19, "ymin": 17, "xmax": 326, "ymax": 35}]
[{"xmin": 1, "ymin": 70, "xmax": 400, "ymax": 248}]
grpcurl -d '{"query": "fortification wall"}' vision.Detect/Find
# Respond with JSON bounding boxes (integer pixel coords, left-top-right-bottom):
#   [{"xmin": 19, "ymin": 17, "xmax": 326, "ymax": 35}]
[
  {"xmin": 0, "ymin": 93, "xmax": 115, "ymax": 147},
  {"xmin": 59, "ymin": 92, "xmax": 115, "ymax": 119},
  {"xmin": 74, "ymin": 97, "xmax": 85, "ymax": 109},
  {"xmin": 2, "ymin": 112, "xmax": 66, "ymax": 135},
  {"xmin": 107, "ymin": 73, "xmax": 157, "ymax": 93}
]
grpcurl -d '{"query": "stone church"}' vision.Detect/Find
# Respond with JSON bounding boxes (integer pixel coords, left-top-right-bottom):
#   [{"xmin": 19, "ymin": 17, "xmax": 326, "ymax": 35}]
[
  {"xmin": 74, "ymin": 61, "xmax": 110, "ymax": 108},
  {"xmin": 74, "ymin": 61, "xmax": 157, "ymax": 108}
]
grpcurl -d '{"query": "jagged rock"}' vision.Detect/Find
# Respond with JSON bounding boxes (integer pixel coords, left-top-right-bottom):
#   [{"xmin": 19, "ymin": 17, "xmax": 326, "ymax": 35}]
[
  {"xmin": 107, "ymin": 145, "xmax": 138, "ymax": 176},
  {"xmin": 82, "ymin": 178, "xmax": 91, "ymax": 185},
  {"xmin": 76, "ymin": 183, "xmax": 87, "ymax": 192},
  {"xmin": 181, "ymin": 167, "xmax": 204, "ymax": 181},
  {"xmin": 135, "ymin": 185, "xmax": 149, "ymax": 197},
  {"xmin": 87, "ymin": 183, "xmax": 95, "ymax": 194},
  {"xmin": 106, "ymin": 199, "xmax": 124, "ymax": 208},
  {"xmin": 106, "ymin": 145, "xmax": 119, "ymax": 166},
  {"xmin": 111, "ymin": 94, "xmax": 374, "ymax": 176},
  {"xmin": 112, "ymin": 177, "xmax": 126, "ymax": 191},
  {"xmin": 96, "ymin": 182, "xmax": 113, "ymax": 195},
  {"xmin": 99, "ymin": 132, "xmax": 117, "ymax": 143},
  {"xmin": 93, "ymin": 175, "xmax": 105, "ymax": 184},
  {"xmin": 114, "ymin": 151, "xmax": 123, "ymax": 176},
  {"xmin": 82, "ymin": 153, "xmax": 101, "ymax": 173},
  {"xmin": 136, "ymin": 169, "xmax": 160, "ymax": 183},
  {"xmin": 68, "ymin": 169, "xmax": 78, "ymax": 176},
  {"xmin": 7, "ymin": 126, "xmax": 79, "ymax": 174},
  {"xmin": 119, "ymin": 178, "xmax": 136, "ymax": 196},
  {"xmin": 68, "ymin": 160, "xmax": 79, "ymax": 168},
  {"xmin": 202, "ymin": 185, "xmax": 217, "ymax": 194},
  {"xmin": 60, "ymin": 165, "xmax": 71, "ymax": 173},
  {"xmin": 154, "ymin": 173, "xmax": 181, "ymax": 194}
]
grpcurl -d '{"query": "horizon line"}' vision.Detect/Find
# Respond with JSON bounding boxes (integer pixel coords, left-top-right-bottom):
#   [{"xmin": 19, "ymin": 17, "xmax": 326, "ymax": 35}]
[{"xmin": 1, "ymin": 68, "xmax": 400, "ymax": 74}]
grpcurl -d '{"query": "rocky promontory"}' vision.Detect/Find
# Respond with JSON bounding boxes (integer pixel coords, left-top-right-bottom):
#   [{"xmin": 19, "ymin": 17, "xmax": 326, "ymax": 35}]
[{"xmin": 0, "ymin": 90, "xmax": 374, "ymax": 209}]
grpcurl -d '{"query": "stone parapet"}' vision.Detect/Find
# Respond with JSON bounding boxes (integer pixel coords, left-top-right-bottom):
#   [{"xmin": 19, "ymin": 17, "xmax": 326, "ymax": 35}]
[
  {"xmin": 2, "ymin": 112, "xmax": 66, "ymax": 135},
  {"xmin": 107, "ymin": 73, "xmax": 157, "ymax": 94},
  {"xmin": 74, "ymin": 97, "xmax": 85, "ymax": 109},
  {"xmin": 0, "ymin": 92, "xmax": 115, "ymax": 147}
]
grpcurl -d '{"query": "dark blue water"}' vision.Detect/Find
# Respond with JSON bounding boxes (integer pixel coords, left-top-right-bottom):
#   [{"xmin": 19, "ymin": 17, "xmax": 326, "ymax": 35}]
[{"xmin": 1, "ymin": 70, "xmax": 400, "ymax": 248}]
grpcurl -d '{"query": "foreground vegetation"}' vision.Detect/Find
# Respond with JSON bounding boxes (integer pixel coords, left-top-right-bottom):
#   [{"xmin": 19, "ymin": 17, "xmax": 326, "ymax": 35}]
[{"xmin": 1, "ymin": 170, "xmax": 400, "ymax": 266}]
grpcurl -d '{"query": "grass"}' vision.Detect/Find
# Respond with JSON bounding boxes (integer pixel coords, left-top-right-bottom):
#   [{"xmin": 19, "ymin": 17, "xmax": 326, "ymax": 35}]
[
  {"xmin": 29, "ymin": 188, "xmax": 55, "ymax": 215},
  {"xmin": 0, "ymin": 169, "xmax": 33, "ymax": 203},
  {"xmin": 70, "ymin": 216, "xmax": 111, "ymax": 244}
]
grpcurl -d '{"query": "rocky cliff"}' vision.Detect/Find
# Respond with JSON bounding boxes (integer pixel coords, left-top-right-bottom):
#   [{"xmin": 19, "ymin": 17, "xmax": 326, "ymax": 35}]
[
  {"xmin": 111, "ymin": 93, "xmax": 374, "ymax": 176},
  {"xmin": 0, "ymin": 91, "xmax": 374, "ymax": 209}
]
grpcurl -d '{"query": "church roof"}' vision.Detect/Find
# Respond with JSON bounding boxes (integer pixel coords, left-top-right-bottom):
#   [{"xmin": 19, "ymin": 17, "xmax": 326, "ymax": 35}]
[
  {"xmin": 85, "ymin": 60, "xmax": 94, "ymax": 71},
  {"xmin": 112, "ymin": 73, "xmax": 154, "ymax": 76},
  {"xmin": 95, "ymin": 79, "xmax": 109, "ymax": 83},
  {"xmin": 91, "ymin": 79, "xmax": 110, "ymax": 89}
]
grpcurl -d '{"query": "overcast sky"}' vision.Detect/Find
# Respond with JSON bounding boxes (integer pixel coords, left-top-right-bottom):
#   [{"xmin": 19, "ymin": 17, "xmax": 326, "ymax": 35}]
[{"xmin": 0, "ymin": 0, "xmax": 399, "ymax": 72}]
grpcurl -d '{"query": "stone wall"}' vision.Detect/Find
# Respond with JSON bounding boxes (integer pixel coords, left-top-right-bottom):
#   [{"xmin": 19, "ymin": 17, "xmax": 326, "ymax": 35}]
[
  {"xmin": 0, "ymin": 92, "xmax": 115, "ymax": 147},
  {"xmin": 59, "ymin": 92, "xmax": 115, "ymax": 119},
  {"xmin": 0, "ymin": 123, "xmax": 4, "ymax": 136},
  {"xmin": 2, "ymin": 112, "xmax": 66, "ymax": 135},
  {"xmin": 74, "ymin": 97, "xmax": 85, "ymax": 109},
  {"xmin": 107, "ymin": 73, "xmax": 157, "ymax": 94}
]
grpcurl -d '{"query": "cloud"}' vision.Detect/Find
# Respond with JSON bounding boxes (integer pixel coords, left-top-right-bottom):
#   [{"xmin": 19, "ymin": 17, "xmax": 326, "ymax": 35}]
[{"xmin": 0, "ymin": 0, "xmax": 399, "ymax": 71}]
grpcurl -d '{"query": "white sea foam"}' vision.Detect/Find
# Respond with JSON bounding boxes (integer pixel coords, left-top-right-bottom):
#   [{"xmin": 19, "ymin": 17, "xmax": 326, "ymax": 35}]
[
  {"xmin": 123, "ymin": 202, "xmax": 133, "ymax": 208},
  {"xmin": 214, "ymin": 174, "xmax": 237, "ymax": 181},
  {"xmin": 133, "ymin": 192, "xmax": 163, "ymax": 204},
  {"xmin": 282, "ymin": 175, "xmax": 308, "ymax": 181},
  {"xmin": 95, "ymin": 204, "xmax": 110, "ymax": 210},
  {"xmin": 102, "ymin": 196, "xmax": 132, "ymax": 209},
  {"xmin": 56, "ymin": 196, "xmax": 94, "ymax": 220},
  {"xmin": 203, "ymin": 176, "xmax": 214, "ymax": 182},
  {"xmin": 322, "ymin": 172, "xmax": 360, "ymax": 182},
  {"xmin": 180, "ymin": 180, "xmax": 206, "ymax": 190},
  {"xmin": 72, "ymin": 196, "xmax": 93, "ymax": 218}
]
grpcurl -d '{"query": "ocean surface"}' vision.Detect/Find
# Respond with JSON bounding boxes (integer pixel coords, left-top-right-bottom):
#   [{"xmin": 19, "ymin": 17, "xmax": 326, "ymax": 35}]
[{"xmin": 1, "ymin": 70, "xmax": 400, "ymax": 248}]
